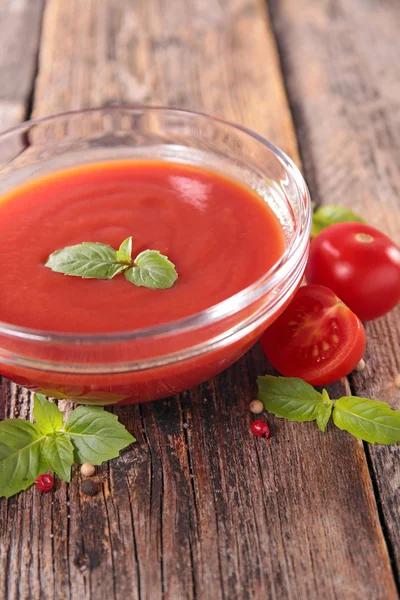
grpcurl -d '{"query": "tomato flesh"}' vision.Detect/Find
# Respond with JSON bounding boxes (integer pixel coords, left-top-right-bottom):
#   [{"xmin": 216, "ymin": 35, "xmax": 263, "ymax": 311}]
[
  {"xmin": 306, "ymin": 222, "xmax": 400, "ymax": 321},
  {"xmin": 260, "ymin": 284, "xmax": 366, "ymax": 385}
]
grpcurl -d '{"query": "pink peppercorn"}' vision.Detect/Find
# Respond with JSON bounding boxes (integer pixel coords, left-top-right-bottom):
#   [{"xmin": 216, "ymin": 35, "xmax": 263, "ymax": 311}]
[
  {"xmin": 251, "ymin": 420, "xmax": 270, "ymax": 438},
  {"xmin": 35, "ymin": 474, "xmax": 54, "ymax": 493}
]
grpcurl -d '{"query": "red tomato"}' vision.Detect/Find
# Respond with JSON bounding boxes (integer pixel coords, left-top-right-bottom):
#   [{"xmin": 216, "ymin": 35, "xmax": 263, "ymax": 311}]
[
  {"xmin": 306, "ymin": 222, "xmax": 400, "ymax": 321},
  {"xmin": 260, "ymin": 285, "xmax": 366, "ymax": 385}
]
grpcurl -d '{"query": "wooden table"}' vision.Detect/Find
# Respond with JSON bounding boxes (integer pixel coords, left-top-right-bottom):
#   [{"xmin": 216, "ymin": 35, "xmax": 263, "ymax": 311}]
[{"xmin": 1, "ymin": 0, "xmax": 400, "ymax": 598}]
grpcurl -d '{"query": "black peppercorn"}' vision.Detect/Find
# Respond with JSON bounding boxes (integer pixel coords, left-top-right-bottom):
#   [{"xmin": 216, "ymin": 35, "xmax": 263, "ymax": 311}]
[{"xmin": 81, "ymin": 480, "xmax": 99, "ymax": 497}]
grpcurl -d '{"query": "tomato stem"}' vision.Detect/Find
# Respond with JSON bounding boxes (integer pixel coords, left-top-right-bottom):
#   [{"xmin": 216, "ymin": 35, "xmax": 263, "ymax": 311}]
[{"xmin": 355, "ymin": 233, "xmax": 374, "ymax": 243}]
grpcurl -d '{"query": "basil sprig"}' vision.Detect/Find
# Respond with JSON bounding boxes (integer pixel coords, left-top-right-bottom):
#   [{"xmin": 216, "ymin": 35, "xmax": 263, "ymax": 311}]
[
  {"xmin": 0, "ymin": 394, "xmax": 135, "ymax": 498},
  {"xmin": 258, "ymin": 376, "xmax": 400, "ymax": 444},
  {"xmin": 311, "ymin": 205, "xmax": 364, "ymax": 237},
  {"xmin": 45, "ymin": 237, "xmax": 178, "ymax": 290}
]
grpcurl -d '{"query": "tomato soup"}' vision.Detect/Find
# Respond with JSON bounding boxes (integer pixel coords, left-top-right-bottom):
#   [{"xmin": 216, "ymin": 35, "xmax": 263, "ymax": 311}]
[{"xmin": 0, "ymin": 160, "xmax": 286, "ymax": 403}]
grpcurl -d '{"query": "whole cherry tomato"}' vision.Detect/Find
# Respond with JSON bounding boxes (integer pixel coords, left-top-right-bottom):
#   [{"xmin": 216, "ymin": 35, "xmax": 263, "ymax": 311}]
[
  {"xmin": 260, "ymin": 284, "xmax": 366, "ymax": 385},
  {"xmin": 306, "ymin": 222, "xmax": 400, "ymax": 321}
]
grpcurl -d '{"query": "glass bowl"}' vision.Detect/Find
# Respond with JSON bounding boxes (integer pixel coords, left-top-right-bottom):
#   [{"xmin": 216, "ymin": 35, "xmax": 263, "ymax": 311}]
[{"xmin": 0, "ymin": 107, "xmax": 311, "ymax": 405}]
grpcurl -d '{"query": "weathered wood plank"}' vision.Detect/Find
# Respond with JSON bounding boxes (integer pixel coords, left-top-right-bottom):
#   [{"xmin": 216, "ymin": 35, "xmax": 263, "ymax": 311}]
[
  {"xmin": 32, "ymin": 0, "xmax": 299, "ymax": 160},
  {"xmin": 0, "ymin": 0, "xmax": 44, "ymax": 131},
  {"xmin": 0, "ymin": 0, "xmax": 398, "ymax": 599},
  {"xmin": 269, "ymin": 0, "xmax": 400, "ymax": 580}
]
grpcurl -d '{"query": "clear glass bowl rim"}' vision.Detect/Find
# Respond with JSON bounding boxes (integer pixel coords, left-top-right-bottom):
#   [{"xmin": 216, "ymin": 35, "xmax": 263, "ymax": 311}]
[{"xmin": 0, "ymin": 105, "xmax": 312, "ymax": 345}]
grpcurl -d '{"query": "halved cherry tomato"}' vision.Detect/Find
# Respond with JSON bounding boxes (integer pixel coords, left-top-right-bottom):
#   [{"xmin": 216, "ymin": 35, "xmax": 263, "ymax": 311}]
[
  {"xmin": 260, "ymin": 284, "xmax": 366, "ymax": 385},
  {"xmin": 306, "ymin": 222, "xmax": 400, "ymax": 321}
]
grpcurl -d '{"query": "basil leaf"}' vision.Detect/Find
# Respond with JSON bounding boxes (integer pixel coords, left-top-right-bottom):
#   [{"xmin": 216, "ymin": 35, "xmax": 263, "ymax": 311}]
[
  {"xmin": 333, "ymin": 396, "xmax": 400, "ymax": 444},
  {"xmin": 258, "ymin": 375, "xmax": 324, "ymax": 422},
  {"xmin": 41, "ymin": 435, "xmax": 74, "ymax": 482},
  {"xmin": 0, "ymin": 421, "xmax": 46, "ymax": 498},
  {"xmin": 45, "ymin": 242, "xmax": 128, "ymax": 279},
  {"xmin": 125, "ymin": 250, "xmax": 178, "ymax": 290},
  {"xmin": 316, "ymin": 391, "xmax": 334, "ymax": 432},
  {"xmin": 33, "ymin": 393, "xmax": 64, "ymax": 435},
  {"xmin": 64, "ymin": 406, "xmax": 135, "ymax": 464},
  {"xmin": 45, "ymin": 239, "xmax": 178, "ymax": 289},
  {"xmin": 116, "ymin": 237, "xmax": 132, "ymax": 264},
  {"xmin": 312, "ymin": 205, "xmax": 364, "ymax": 237}
]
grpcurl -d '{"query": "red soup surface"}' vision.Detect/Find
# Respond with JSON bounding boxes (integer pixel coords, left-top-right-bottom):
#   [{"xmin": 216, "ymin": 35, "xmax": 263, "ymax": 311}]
[{"xmin": 0, "ymin": 160, "xmax": 286, "ymax": 404}]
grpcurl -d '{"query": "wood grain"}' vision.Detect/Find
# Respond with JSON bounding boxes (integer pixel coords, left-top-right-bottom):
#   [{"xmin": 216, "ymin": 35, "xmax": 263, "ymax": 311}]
[
  {"xmin": 269, "ymin": 0, "xmax": 400, "ymax": 580},
  {"xmin": 0, "ymin": 0, "xmax": 399, "ymax": 599},
  {"xmin": 0, "ymin": 0, "xmax": 44, "ymax": 131},
  {"xmin": 32, "ymin": 0, "xmax": 299, "ymax": 161}
]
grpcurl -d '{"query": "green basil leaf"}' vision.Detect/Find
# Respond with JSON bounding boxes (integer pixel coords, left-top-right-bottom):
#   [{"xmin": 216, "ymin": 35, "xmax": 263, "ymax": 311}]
[
  {"xmin": 0, "ymin": 421, "xmax": 46, "ymax": 498},
  {"xmin": 257, "ymin": 375, "xmax": 324, "ymax": 422},
  {"xmin": 33, "ymin": 393, "xmax": 64, "ymax": 435},
  {"xmin": 125, "ymin": 250, "xmax": 178, "ymax": 289},
  {"xmin": 316, "ymin": 391, "xmax": 334, "ymax": 432},
  {"xmin": 64, "ymin": 406, "xmax": 135, "ymax": 464},
  {"xmin": 41, "ymin": 435, "xmax": 74, "ymax": 482},
  {"xmin": 311, "ymin": 205, "xmax": 364, "ymax": 237},
  {"xmin": 333, "ymin": 396, "xmax": 400, "ymax": 444},
  {"xmin": 116, "ymin": 236, "xmax": 133, "ymax": 264},
  {"xmin": 45, "ymin": 242, "xmax": 128, "ymax": 279}
]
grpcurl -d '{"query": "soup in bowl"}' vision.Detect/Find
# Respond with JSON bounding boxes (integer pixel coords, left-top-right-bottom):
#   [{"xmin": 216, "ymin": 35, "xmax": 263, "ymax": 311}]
[{"xmin": 0, "ymin": 107, "xmax": 311, "ymax": 405}]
